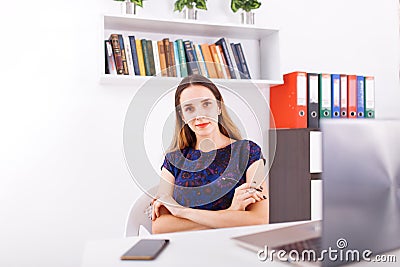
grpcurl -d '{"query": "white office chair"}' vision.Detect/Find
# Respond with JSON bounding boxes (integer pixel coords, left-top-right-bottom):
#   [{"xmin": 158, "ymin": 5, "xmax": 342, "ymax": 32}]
[{"xmin": 124, "ymin": 186, "xmax": 158, "ymax": 237}]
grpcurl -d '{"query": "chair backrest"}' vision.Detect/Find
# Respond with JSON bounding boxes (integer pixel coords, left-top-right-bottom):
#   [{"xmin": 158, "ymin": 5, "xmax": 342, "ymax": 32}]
[{"xmin": 124, "ymin": 186, "xmax": 158, "ymax": 237}]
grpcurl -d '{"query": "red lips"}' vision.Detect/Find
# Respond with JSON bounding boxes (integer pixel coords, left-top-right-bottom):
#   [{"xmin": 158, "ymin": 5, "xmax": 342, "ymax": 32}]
[{"xmin": 195, "ymin": 122, "xmax": 210, "ymax": 128}]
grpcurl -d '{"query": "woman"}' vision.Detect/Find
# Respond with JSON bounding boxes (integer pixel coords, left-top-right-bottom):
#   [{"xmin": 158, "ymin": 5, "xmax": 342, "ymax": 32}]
[{"xmin": 151, "ymin": 74, "xmax": 269, "ymax": 234}]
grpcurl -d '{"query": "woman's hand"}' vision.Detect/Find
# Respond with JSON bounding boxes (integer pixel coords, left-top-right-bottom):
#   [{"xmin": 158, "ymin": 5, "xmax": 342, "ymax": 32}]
[
  {"xmin": 227, "ymin": 182, "xmax": 265, "ymax": 211},
  {"xmin": 151, "ymin": 194, "xmax": 186, "ymax": 220}
]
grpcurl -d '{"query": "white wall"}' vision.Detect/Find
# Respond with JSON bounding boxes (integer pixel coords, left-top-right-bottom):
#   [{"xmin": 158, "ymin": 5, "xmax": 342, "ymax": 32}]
[{"xmin": 0, "ymin": 1, "xmax": 398, "ymax": 267}]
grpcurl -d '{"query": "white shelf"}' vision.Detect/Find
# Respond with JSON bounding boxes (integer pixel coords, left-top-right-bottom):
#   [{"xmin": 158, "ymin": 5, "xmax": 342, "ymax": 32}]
[
  {"xmin": 101, "ymin": 14, "xmax": 282, "ymax": 84},
  {"xmin": 100, "ymin": 74, "xmax": 283, "ymax": 87},
  {"xmin": 104, "ymin": 14, "xmax": 278, "ymax": 39}
]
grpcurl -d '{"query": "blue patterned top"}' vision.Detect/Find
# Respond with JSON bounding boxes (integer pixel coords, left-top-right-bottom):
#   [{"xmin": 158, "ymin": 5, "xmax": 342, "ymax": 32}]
[{"xmin": 161, "ymin": 139, "xmax": 265, "ymax": 211}]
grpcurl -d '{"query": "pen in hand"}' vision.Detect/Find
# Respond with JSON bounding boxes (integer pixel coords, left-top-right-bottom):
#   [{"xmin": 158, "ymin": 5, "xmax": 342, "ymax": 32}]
[{"xmin": 221, "ymin": 177, "xmax": 267, "ymax": 199}]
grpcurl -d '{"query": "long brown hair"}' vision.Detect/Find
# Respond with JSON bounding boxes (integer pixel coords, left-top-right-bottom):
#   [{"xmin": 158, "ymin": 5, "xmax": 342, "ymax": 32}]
[{"xmin": 168, "ymin": 74, "xmax": 242, "ymax": 152}]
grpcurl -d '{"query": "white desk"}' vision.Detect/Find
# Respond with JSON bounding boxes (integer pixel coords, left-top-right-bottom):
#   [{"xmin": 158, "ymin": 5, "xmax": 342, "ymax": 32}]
[
  {"xmin": 82, "ymin": 221, "xmax": 400, "ymax": 267},
  {"xmin": 82, "ymin": 221, "xmax": 303, "ymax": 267}
]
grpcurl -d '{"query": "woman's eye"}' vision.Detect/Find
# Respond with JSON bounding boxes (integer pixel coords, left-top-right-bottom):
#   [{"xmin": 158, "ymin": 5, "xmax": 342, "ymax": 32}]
[
  {"xmin": 184, "ymin": 106, "xmax": 194, "ymax": 112},
  {"xmin": 203, "ymin": 101, "xmax": 212, "ymax": 107}
]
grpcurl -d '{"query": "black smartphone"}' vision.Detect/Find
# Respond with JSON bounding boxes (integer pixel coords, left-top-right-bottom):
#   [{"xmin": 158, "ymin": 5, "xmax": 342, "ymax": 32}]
[{"xmin": 120, "ymin": 239, "xmax": 169, "ymax": 260}]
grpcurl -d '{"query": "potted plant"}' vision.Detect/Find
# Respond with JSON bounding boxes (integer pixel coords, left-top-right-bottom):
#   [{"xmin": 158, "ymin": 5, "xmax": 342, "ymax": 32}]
[
  {"xmin": 174, "ymin": 0, "xmax": 207, "ymax": 20},
  {"xmin": 231, "ymin": 0, "xmax": 262, "ymax": 24},
  {"xmin": 114, "ymin": 0, "xmax": 144, "ymax": 15}
]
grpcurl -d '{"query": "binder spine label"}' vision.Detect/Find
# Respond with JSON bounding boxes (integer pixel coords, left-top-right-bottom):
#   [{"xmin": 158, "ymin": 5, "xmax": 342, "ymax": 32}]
[
  {"xmin": 365, "ymin": 78, "xmax": 375, "ymax": 109},
  {"xmin": 340, "ymin": 76, "xmax": 348, "ymax": 108},
  {"xmin": 297, "ymin": 74, "xmax": 307, "ymax": 106},
  {"xmin": 321, "ymin": 75, "xmax": 331, "ymax": 108},
  {"xmin": 309, "ymin": 75, "xmax": 318, "ymax": 103}
]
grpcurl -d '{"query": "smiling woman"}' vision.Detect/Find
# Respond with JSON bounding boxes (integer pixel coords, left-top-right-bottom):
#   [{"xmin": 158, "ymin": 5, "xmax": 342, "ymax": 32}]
[{"xmin": 151, "ymin": 74, "xmax": 269, "ymax": 234}]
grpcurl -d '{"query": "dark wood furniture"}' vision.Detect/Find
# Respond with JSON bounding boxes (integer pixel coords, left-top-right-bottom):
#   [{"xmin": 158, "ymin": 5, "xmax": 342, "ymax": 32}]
[{"xmin": 268, "ymin": 128, "xmax": 321, "ymax": 223}]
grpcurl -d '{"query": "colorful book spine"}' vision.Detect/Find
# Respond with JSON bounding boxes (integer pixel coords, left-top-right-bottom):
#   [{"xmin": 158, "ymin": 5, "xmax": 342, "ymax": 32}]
[
  {"xmin": 209, "ymin": 44, "xmax": 224, "ymax": 78},
  {"xmin": 124, "ymin": 36, "xmax": 135, "ymax": 76},
  {"xmin": 230, "ymin": 43, "xmax": 244, "ymax": 78},
  {"xmin": 200, "ymin": 44, "xmax": 218, "ymax": 79},
  {"xmin": 173, "ymin": 41, "xmax": 181, "ymax": 77},
  {"xmin": 104, "ymin": 40, "xmax": 117, "ymax": 75},
  {"xmin": 141, "ymin": 39, "xmax": 151, "ymax": 76},
  {"xmin": 135, "ymin": 39, "xmax": 146, "ymax": 76},
  {"xmin": 234, "ymin": 43, "xmax": 251, "ymax": 79},
  {"xmin": 117, "ymin": 34, "xmax": 129, "ymax": 75},
  {"xmin": 163, "ymin": 38, "xmax": 172, "ymax": 76},
  {"xmin": 216, "ymin": 45, "xmax": 229, "ymax": 79},
  {"xmin": 105, "ymin": 40, "xmax": 110, "ymax": 74},
  {"xmin": 215, "ymin": 38, "xmax": 237, "ymax": 79},
  {"xmin": 194, "ymin": 44, "xmax": 209, "ymax": 78},
  {"xmin": 183, "ymin": 40, "xmax": 200, "ymax": 75},
  {"xmin": 169, "ymin": 42, "xmax": 177, "ymax": 77},
  {"xmin": 176, "ymin": 39, "xmax": 188, "ymax": 77},
  {"xmin": 146, "ymin": 40, "xmax": 156, "ymax": 76},
  {"xmin": 109, "ymin": 34, "xmax": 124, "ymax": 75},
  {"xmin": 152, "ymin": 40, "xmax": 161, "ymax": 76},
  {"xmin": 157, "ymin": 41, "xmax": 167, "ymax": 77},
  {"xmin": 128, "ymin": 36, "xmax": 140, "ymax": 75}
]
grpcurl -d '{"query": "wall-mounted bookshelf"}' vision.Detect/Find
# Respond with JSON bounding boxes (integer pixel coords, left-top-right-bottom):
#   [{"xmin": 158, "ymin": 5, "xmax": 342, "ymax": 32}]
[{"xmin": 100, "ymin": 14, "xmax": 283, "ymax": 87}]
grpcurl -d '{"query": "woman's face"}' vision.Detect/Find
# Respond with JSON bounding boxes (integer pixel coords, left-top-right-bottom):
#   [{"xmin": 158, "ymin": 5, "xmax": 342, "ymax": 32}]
[{"xmin": 179, "ymin": 85, "xmax": 221, "ymax": 138}]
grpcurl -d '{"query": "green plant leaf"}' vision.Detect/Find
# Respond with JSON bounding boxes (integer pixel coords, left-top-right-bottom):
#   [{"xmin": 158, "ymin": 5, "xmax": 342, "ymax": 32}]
[
  {"xmin": 250, "ymin": 1, "xmax": 261, "ymax": 10},
  {"xmin": 195, "ymin": 0, "xmax": 207, "ymax": 10},
  {"xmin": 231, "ymin": 0, "xmax": 243, "ymax": 13},
  {"xmin": 174, "ymin": 0, "xmax": 208, "ymax": 12},
  {"xmin": 132, "ymin": 0, "xmax": 143, "ymax": 7},
  {"xmin": 231, "ymin": 0, "xmax": 261, "ymax": 12}
]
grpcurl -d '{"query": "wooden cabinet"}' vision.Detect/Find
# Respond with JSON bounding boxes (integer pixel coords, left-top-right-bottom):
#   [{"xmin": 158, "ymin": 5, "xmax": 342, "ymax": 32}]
[{"xmin": 268, "ymin": 128, "xmax": 322, "ymax": 223}]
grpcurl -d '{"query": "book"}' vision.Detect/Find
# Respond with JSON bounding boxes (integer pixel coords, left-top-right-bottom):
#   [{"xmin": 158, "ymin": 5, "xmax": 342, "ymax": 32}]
[
  {"xmin": 128, "ymin": 36, "xmax": 140, "ymax": 75},
  {"xmin": 183, "ymin": 40, "xmax": 200, "ymax": 75},
  {"xmin": 234, "ymin": 43, "xmax": 251, "ymax": 79},
  {"xmin": 141, "ymin": 39, "xmax": 151, "ymax": 76},
  {"xmin": 194, "ymin": 44, "xmax": 209, "ymax": 77},
  {"xmin": 124, "ymin": 36, "xmax": 135, "ymax": 76},
  {"xmin": 163, "ymin": 38, "xmax": 173, "ymax": 76},
  {"xmin": 152, "ymin": 40, "xmax": 161, "ymax": 76},
  {"xmin": 169, "ymin": 41, "xmax": 177, "ymax": 77},
  {"xmin": 135, "ymin": 39, "xmax": 146, "ymax": 76},
  {"xmin": 109, "ymin": 34, "xmax": 124, "ymax": 75},
  {"xmin": 173, "ymin": 41, "xmax": 181, "ymax": 77},
  {"xmin": 215, "ymin": 37, "xmax": 239, "ymax": 79},
  {"xmin": 157, "ymin": 41, "xmax": 167, "ymax": 77},
  {"xmin": 209, "ymin": 44, "xmax": 224, "ymax": 78},
  {"xmin": 230, "ymin": 43, "xmax": 244, "ymax": 78},
  {"xmin": 104, "ymin": 40, "xmax": 117, "ymax": 75},
  {"xmin": 216, "ymin": 45, "xmax": 230, "ymax": 79},
  {"xmin": 146, "ymin": 40, "xmax": 156, "ymax": 76},
  {"xmin": 200, "ymin": 44, "xmax": 218, "ymax": 79},
  {"xmin": 105, "ymin": 41, "xmax": 110, "ymax": 74},
  {"xmin": 176, "ymin": 39, "xmax": 188, "ymax": 77},
  {"xmin": 118, "ymin": 34, "xmax": 129, "ymax": 75}
]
